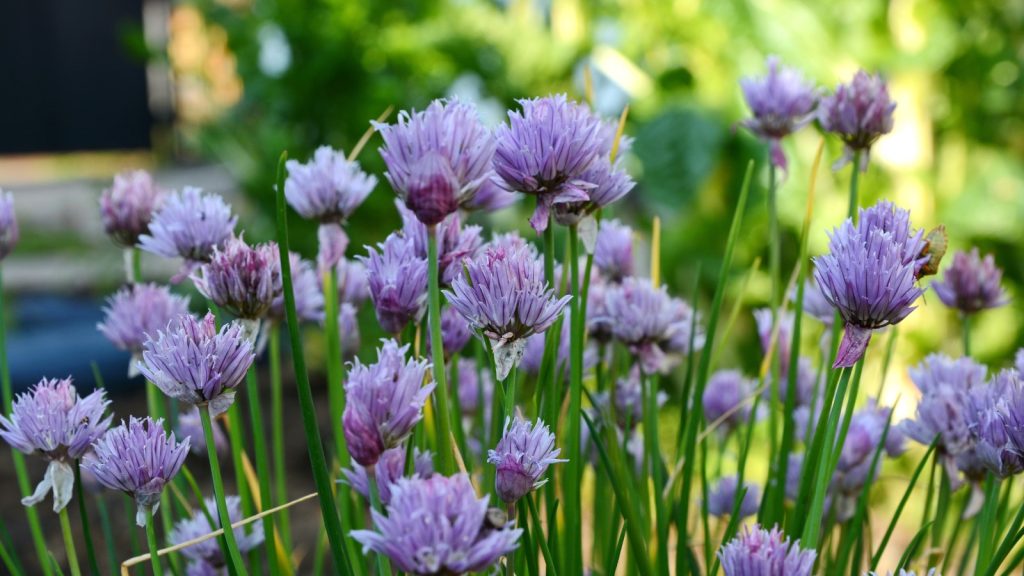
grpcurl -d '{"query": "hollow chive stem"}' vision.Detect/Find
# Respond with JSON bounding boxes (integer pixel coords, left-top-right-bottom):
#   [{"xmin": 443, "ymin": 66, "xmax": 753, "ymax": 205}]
[
  {"xmin": 144, "ymin": 507, "xmax": 164, "ymax": 576},
  {"xmin": 74, "ymin": 462, "xmax": 101, "ymax": 576},
  {"xmin": 200, "ymin": 404, "xmax": 249, "ymax": 575},
  {"xmin": 273, "ymin": 151, "xmax": 354, "ymax": 574},
  {"xmin": 563, "ymin": 223, "xmax": 583, "ymax": 575},
  {"xmin": 426, "ymin": 224, "xmax": 455, "ymax": 475},
  {"xmin": 58, "ymin": 506, "xmax": 82, "ymax": 576}
]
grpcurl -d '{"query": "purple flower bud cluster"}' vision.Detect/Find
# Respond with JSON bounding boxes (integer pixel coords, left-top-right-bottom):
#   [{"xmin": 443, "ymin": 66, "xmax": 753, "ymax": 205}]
[
  {"xmin": 819, "ymin": 70, "xmax": 896, "ymax": 171},
  {"xmin": 739, "ymin": 56, "xmax": 818, "ymax": 170},
  {"xmin": 962, "ymin": 370, "xmax": 1024, "ymax": 479},
  {"xmin": 138, "ymin": 312, "xmax": 255, "ymax": 416},
  {"xmin": 284, "ymin": 146, "xmax": 376, "ymax": 223},
  {"xmin": 98, "ymin": 283, "xmax": 191, "ymax": 354},
  {"xmin": 191, "ymin": 235, "xmax": 282, "ymax": 320},
  {"xmin": 100, "ymin": 170, "xmax": 164, "ymax": 247},
  {"xmin": 426, "ymin": 305, "xmax": 472, "ymax": 361},
  {"xmin": 550, "ymin": 119, "xmax": 635, "ymax": 227},
  {"xmin": 493, "ymin": 95, "xmax": 609, "ymax": 231},
  {"xmin": 169, "ymin": 495, "xmax": 265, "ymax": 573},
  {"xmin": 342, "ymin": 446, "xmax": 434, "ymax": 506},
  {"xmin": 594, "ymin": 219, "xmax": 635, "ymax": 282},
  {"xmin": 933, "ymin": 248, "xmax": 1009, "ymax": 314},
  {"xmin": 813, "ymin": 200, "xmax": 927, "ymax": 367},
  {"xmin": 342, "ymin": 339, "xmax": 433, "ymax": 466},
  {"xmin": 706, "ymin": 475, "xmax": 760, "ymax": 519},
  {"xmin": 446, "ymin": 241, "xmax": 570, "ymax": 380},
  {"xmin": 703, "ymin": 370, "xmax": 755, "ymax": 435},
  {"xmin": 718, "ymin": 524, "xmax": 817, "ymax": 576},
  {"xmin": 376, "ymin": 99, "xmax": 496, "ymax": 225},
  {"xmin": 82, "ymin": 416, "xmax": 189, "ymax": 525},
  {"xmin": 0, "ymin": 191, "xmax": 19, "ymax": 260},
  {"xmin": 0, "ymin": 378, "xmax": 112, "ymax": 512},
  {"xmin": 602, "ymin": 277, "xmax": 704, "ymax": 375},
  {"xmin": 360, "ymin": 233, "xmax": 428, "ymax": 335},
  {"xmin": 488, "ymin": 417, "xmax": 565, "ymax": 503},
  {"xmin": 397, "ymin": 201, "xmax": 483, "ymax": 285},
  {"xmin": 139, "ymin": 187, "xmax": 237, "ymax": 279},
  {"xmin": 350, "ymin": 473, "xmax": 521, "ymax": 575}
]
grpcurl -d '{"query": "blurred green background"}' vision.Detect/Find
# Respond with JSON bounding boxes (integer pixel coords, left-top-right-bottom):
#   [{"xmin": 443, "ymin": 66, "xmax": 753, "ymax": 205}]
[{"xmin": 160, "ymin": 0, "xmax": 1024, "ymax": 397}]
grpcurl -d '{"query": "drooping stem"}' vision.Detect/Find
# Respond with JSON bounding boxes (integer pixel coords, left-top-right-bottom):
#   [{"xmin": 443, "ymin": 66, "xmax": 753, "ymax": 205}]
[
  {"xmin": 200, "ymin": 405, "xmax": 249, "ymax": 575},
  {"xmin": 273, "ymin": 151, "xmax": 354, "ymax": 574},
  {"xmin": 0, "ymin": 264, "xmax": 54, "ymax": 576},
  {"xmin": 74, "ymin": 462, "xmax": 101, "ymax": 576},
  {"xmin": 144, "ymin": 508, "xmax": 164, "ymax": 576},
  {"xmin": 426, "ymin": 224, "xmax": 455, "ymax": 475},
  {"xmin": 563, "ymin": 223, "xmax": 584, "ymax": 576},
  {"xmin": 58, "ymin": 506, "xmax": 82, "ymax": 576},
  {"xmin": 268, "ymin": 326, "xmax": 293, "ymax": 553}
]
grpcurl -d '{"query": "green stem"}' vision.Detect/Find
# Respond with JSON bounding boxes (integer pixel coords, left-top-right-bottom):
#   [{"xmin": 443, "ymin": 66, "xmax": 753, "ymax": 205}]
[
  {"xmin": 0, "ymin": 263, "xmax": 53, "ymax": 576},
  {"xmin": 427, "ymin": 225, "xmax": 455, "ymax": 475},
  {"xmin": 643, "ymin": 371, "xmax": 668, "ymax": 575},
  {"xmin": 563, "ymin": 224, "xmax": 583, "ymax": 576},
  {"xmin": 526, "ymin": 494, "xmax": 558, "ymax": 576},
  {"xmin": 245, "ymin": 368, "xmax": 277, "ymax": 575},
  {"xmin": 145, "ymin": 508, "xmax": 164, "ymax": 576},
  {"xmin": 58, "ymin": 507, "xmax": 82, "ymax": 576},
  {"xmin": 366, "ymin": 472, "xmax": 393, "ymax": 576},
  {"xmin": 273, "ymin": 151, "xmax": 353, "ymax": 574},
  {"xmin": 848, "ymin": 150, "xmax": 862, "ymax": 220},
  {"xmin": 767, "ymin": 159, "xmax": 781, "ymax": 310},
  {"xmin": 802, "ymin": 366, "xmax": 853, "ymax": 547},
  {"xmin": 324, "ymin": 267, "xmax": 348, "ymax": 463},
  {"xmin": 268, "ymin": 326, "xmax": 294, "ymax": 554},
  {"xmin": 507, "ymin": 504, "xmax": 516, "ymax": 576},
  {"xmin": 200, "ymin": 405, "xmax": 249, "ymax": 576},
  {"xmin": 962, "ymin": 313, "xmax": 972, "ymax": 356},
  {"xmin": 74, "ymin": 462, "xmax": 101, "ymax": 576}
]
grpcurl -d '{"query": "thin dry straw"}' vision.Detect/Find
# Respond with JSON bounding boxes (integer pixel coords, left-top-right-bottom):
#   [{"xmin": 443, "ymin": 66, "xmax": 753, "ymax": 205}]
[
  {"xmin": 347, "ymin": 106, "xmax": 394, "ymax": 162},
  {"xmin": 119, "ymin": 492, "xmax": 318, "ymax": 575}
]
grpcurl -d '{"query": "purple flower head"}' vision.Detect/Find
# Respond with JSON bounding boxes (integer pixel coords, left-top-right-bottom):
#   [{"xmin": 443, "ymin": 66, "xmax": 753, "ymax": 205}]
[
  {"xmin": 342, "ymin": 339, "xmax": 434, "ymax": 466},
  {"xmin": 397, "ymin": 200, "xmax": 483, "ymax": 285},
  {"xmin": 813, "ymin": 200, "xmax": 927, "ymax": 367},
  {"xmin": 98, "ymin": 283, "xmax": 191, "ymax": 354},
  {"xmin": 754, "ymin": 307, "xmax": 794, "ymax": 379},
  {"xmin": 521, "ymin": 311, "xmax": 598, "ymax": 383},
  {"xmin": 493, "ymin": 94, "xmax": 606, "ymax": 231},
  {"xmin": 445, "ymin": 242, "xmax": 571, "ymax": 380},
  {"xmin": 82, "ymin": 416, "xmax": 189, "ymax": 525},
  {"xmin": 191, "ymin": 235, "xmax": 282, "ymax": 321},
  {"xmin": 707, "ymin": 475, "xmax": 760, "ymax": 519},
  {"xmin": 284, "ymin": 146, "xmax": 376, "ymax": 223},
  {"xmin": 594, "ymin": 219, "xmax": 635, "ymax": 282},
  {"xmin": 338, "ymin": 303, "xmax": 361, "ymax": 359},
  {"xmin": 138, "ymin": 312, "xmax": 256, "ymax": 416},
  {"xmin": 739, "ymin": 56, "xmax": 818, "ymax": 170},
  {"xmin": 461, "ymin": 178, "xmax": 519, "ymax": 213},
  {"xmin": 611, "ymin": 366, "xmax": 668, "ymax": 430},
  {"xmin": 551, "ymin": 119, "xmax": 636, "ymax": 227},
  {"xmin": 359, "ymin": 233, "xmax": 428, "ymax": 335},
  {"xmin": 169, "ymin": 495, "xmax": 265, "ymax": 568},
  {"xmin": 426, "ymin": 305, "xmax": 472, "ymax": 361},
  {"xmin": 176, "ymin": 407, "xmax": 228, "ymax": 457},
  {"xmin": 488, "ymin": 417, "xmax": 566, "ymax": 503},
  {"xmin": 603, "ymin": 277, "xmax": 704, "ymax": 374},
  {"xmin": 703, "ymin": 370, "xmax": 754, "ymax": 434},
  {"xmin": 0, "ymin": 191, "xmax": 19, "ymax": 260},
  {"xmin": 966, "ymin": 370, "xmax": 1024, "ymax": 478},
  {"xmin": 833, "ymin": 401, "xmax": 904, "ymax": 518},
  {"xmin": 269, "ymin": 252, "xmax": 324, "ymax": 324},
  {"xmin": 932, "ymin": 248, "xmax": 1009, "ymax": 314},
  {"xmin": 100, "ymin": 170, "xmax": 165, "ymax": 247},
  {"xmin": 796, "ymin": 276, "xmax": 835, "ymax": 325},
  {"xmin": 902, "ymin": 354, "xmax": 988, "ymax": 486},
  {"xmin": 316, "ymin": 221, "xmax": 350, "ymax": 275},
  {"xmin": 819, "ymin": 70, "xmax": 896, "ymax": 171},
  {"xmin": 375, "ymin": 99, "xmax": 496, "ymax": 225},
  {"xmin": 350, "ymin": 473, "xmax": 521, "ymax": 575},
  {"xmin": 454, "ymin": 357, "xmax": 494, "ymax": 419},
  {"xmin": 139, "ymin": 187, "xmax": 237, "ymax": 279},
  {"xmin": 718, "ymin": 524, "xmax": 817, "ymax": 576},
  {"xmin": 342, "ymin": 446, "xmax": 435, "ymax": 506},
  {"xmin": 0, "ymin": 378, "xmax": 112, "ymax": 512}
]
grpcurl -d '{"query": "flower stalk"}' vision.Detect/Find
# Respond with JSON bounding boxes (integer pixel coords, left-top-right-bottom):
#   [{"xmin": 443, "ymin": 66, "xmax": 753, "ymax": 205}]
[{"xmin": 427, "ymin": 224, "xmax": 456, "ymax": 475}]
